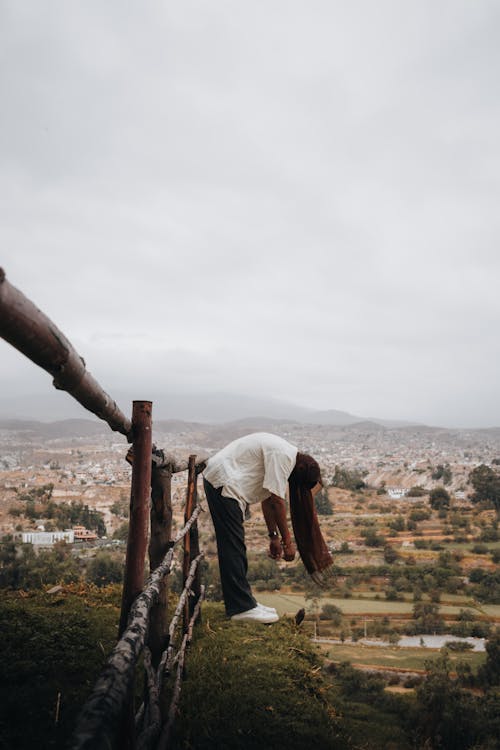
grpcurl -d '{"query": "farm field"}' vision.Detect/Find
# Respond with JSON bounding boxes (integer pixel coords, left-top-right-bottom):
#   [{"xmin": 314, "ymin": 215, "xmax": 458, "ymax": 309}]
[
  {"xmin": 257, "ymin": 591, "xmax": 480, "ymax": 618},
  {"xmin": 479, "ymin": 604, "xmax": 500, "ymax": 618},
  {"xmin": 316, "ymin": 642, "xmax": 486, "ymax": 671},
  {"xmin": 439, "ymin": 540, "xmax": 500, "ymax": 552}
]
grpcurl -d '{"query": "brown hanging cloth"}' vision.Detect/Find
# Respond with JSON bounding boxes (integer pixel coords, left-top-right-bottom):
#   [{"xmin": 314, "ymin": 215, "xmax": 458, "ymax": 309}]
[{"xmin": 289, "ymin": 452, "xmax": 334, "ymax": 586}]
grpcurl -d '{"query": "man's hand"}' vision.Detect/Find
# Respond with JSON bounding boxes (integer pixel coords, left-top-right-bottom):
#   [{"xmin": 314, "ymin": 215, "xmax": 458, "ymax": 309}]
[
  {"xmin": 282, "ymin": 538, "xmax": 296, "ymax": 562},
  {"xmin": 268, "ymin": 537, "xmax": 282, "ymax": 560}
]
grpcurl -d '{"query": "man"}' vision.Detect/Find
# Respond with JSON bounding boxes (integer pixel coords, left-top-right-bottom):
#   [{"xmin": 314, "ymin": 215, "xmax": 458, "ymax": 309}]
[{"xmin": 203, "ymin": 432, "xmax": 333, "ymax": 624}]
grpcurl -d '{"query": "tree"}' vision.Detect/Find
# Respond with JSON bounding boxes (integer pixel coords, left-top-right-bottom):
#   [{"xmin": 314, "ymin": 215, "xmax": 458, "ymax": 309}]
[
  {"xmin": 1, "ymin": 541, "xmax": 80, "ymax": 590},
  {"xmin": 411, "ymin": 602, "xmax": 444, "ymax": 634},
  {"xmin": 40, "ymin": 500, "xmax": 106, "ymax": 536},
  {"xmin": 0, "ymin": 535, "xmax": 20, "ymax": 587},
  {"xmin": 383, "ymin": 544, "xmax": 398, "ymax": 564},
  {"xmin": 429, "ymin": 486, "xmax": 451, "ymax": 511},
  {"xmin": 87, "ymin": 552, "xmax": 123, "ymax": 587},
  {"xmin": 304, "ymin": 577, "xmax": 323, "ymax": 634},
  {"xmin": 469, "ymin": 465, "xmax": 500, "ymax": 513},
  {"xmin": 409, "ymin": 508, "xmax": 430, "ymax": 522},
  {"xmin": 25, "ymin": 500, "xmax": 40, "ymax": 520},
  {"xmin": 319, "ymin": 603, "xmax": 342, "ymax": 625},
  {"xmin": 360, "ymin": 528, "xmax": 385, "ymax": 547},
  {"xmin": 415, "ymin": 654, "xmax": 476, "ymax": 750},
  {"xmin": 407, "ymin": 486, "xmax": 427, "ymax": 497},
  {"xmin": 388, "ymin": 515, "xmax": 405, "ymax": 532},
  {"xmin": 431, "ymin": 464, "xmax": 452, "ymax": 484},
  {"xmin": 197, "ymin": 558, "xmax": 223, "ymax": 601},
  {"xmin": 248, "ymin": 557, "xmax": 283, "ymax": 585},
  {"xmin": 331, "ymin": 466, "xmax": 366, "ymax": 491},
  {"xmin": 314, "ymin": 487, "xmax": 333, "ymax": 515},
  {"xmin": 478, "ymin": 630, "xmax": 500, "ymax": 686},
  {"xmin": 413, "ymin": 586, "xmax": 422, "ymax": 601},
  {"xmin": 110, "ymin": 494, "xmax": 128, "ymax": 518},
  {"xmin": 112, "ymin": 522, "xmax": 129, "ymax": 541}
]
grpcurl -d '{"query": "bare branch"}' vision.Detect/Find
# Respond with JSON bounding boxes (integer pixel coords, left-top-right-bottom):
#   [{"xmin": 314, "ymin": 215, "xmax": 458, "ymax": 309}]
[
  {"xmin": 158, "ymin": 588, "xmax": 205, "ymax": 750},
  {"xmin": 136, "ymin": 649, "xmax": 162, "ymax": 750}
]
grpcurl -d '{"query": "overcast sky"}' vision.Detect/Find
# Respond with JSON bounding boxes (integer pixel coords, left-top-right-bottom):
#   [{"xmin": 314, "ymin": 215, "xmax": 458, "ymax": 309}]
[{"xmin": 1, "ymin": 1, "xmax": 499, "ymax": 428}]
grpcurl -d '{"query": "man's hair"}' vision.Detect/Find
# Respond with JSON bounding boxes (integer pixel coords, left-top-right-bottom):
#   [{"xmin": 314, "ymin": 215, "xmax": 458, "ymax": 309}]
[{"xmin": 289, "ymin": 453, "xmax": 322, "ymax": 489}]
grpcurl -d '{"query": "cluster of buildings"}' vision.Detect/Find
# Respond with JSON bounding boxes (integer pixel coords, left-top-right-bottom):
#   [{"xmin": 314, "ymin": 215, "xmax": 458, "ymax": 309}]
[
  {"xmin": 275, "ymin": 423, "xmax": 500, "ymax": 494},
  {"xmin": 1, "ymin": 420, "xmax": 500, "ymax": 546},
  {"xmin": 21, "ymin": 525, "xmax": 98, "ymax": 546}
]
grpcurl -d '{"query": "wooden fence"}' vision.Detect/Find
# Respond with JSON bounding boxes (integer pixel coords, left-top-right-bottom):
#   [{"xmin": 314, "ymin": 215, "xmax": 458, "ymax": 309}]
[{"xmin": 0, "ymin": 269, "xmax": 205, "ymax": 748}]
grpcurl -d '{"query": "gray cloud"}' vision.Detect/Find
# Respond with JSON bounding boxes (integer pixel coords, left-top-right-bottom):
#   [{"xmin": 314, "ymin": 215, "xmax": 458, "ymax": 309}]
[{"xmin": 1, "ymin": 1, "xmax": 500, "ymax": 427}]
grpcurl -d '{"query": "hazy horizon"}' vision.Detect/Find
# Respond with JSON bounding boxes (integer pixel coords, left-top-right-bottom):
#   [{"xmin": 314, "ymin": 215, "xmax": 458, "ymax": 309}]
[{"xmin": 0, "ymin": 384, "xmax": 498, "ymax": 431}]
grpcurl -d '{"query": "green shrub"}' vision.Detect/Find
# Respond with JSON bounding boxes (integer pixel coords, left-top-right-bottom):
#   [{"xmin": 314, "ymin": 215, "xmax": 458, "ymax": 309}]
[
  {"xmin": 331, "ymin": 466, "xmax": 367, "ymax": 490},
  {"xmin": 444, "ymin": 640, "xmax": 474, "ymax": 652},
  {"xmin": 87, "ymin": 552, "xmax": 123, "ymax": 587},
  {"xmin": 471, "ymin": 543, "xmax": 489, "ymax": 554},
  {"xmin": 407, "ymin": 486, "xmax": 427, "ymax": 497}
]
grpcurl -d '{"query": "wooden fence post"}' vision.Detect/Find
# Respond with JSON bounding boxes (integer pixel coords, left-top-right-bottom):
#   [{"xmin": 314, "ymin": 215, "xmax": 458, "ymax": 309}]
[
  {"xmin": 119, "ymin": 401, "xmax": 153, "ymax": 635},
  {"xmin": 183, "ymin": 455, "xmax": 201, "ymax": 633},
  {"xmin": 190, "ymin": 467, "xmax": 202, "ymax": 624},
  {"xmin": 148, "ymin": 451, "xmax": 174, "ymax": 668},
  {"xmin": 118, "ymin": 401, "xmax": 152, "ymax": 750}
]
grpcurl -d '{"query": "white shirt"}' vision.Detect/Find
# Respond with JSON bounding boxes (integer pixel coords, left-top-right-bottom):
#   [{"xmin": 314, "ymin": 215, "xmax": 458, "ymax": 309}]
[{"xmin": 203, "ymin": 432, "xmax": 298, "ymax": 517}]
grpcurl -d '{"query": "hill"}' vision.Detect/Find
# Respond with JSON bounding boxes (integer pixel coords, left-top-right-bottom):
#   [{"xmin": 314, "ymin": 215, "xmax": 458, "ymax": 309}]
[
  {"xmin": 0, "ymin": 390, "xmax": 420, "ymax": 428},
  {"xmin": 0, "ymin": 418, "xmax": 111, "ymax": 439},
  {"xmin": 0, "ymin": 588, "xmax": 413, "ymax": 750}
]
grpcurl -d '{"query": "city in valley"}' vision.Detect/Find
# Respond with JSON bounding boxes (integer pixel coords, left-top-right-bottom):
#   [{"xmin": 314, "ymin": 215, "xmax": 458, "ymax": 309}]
[
  {"xmin": 1, "ymin": 416, "xmax": 499, "ymax": 572},
  {"xmin": 1, "ymin": 417, "xmax": 499, "ymax": 537}
]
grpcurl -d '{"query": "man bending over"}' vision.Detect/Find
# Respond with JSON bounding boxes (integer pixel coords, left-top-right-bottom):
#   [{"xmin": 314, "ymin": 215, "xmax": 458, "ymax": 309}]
[{"xmin": 203, "ymin": 432, "xmax": 333, "ymax": 624}]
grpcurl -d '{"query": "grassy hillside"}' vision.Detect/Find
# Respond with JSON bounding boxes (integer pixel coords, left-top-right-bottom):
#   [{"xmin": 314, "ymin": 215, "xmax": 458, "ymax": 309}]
[
  {"xmin": 173, "ymin": 604, "xmax": 413, "ymax": 750},
  {"xmin": 0, "ymin": 587, "xmax": 414, "ymax": 750},
  {"xmin": 0, "ymin": 585, "xmax": 121, "ymax": 750},
  {"xmin": 172, "ymin": 604, "xmax": 343, "ymax": 750}
]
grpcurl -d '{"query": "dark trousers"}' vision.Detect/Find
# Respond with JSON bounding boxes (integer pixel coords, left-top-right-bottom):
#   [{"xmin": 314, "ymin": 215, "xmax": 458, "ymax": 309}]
[{"xmin": 203, "ymin": 479, "xmax": 257, "ymax": 616}]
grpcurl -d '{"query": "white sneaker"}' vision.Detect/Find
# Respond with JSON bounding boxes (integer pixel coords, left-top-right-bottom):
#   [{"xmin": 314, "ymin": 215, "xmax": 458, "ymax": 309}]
[
  {"xmin": 231, "ymin": 606, "xmax": 279, "ymax": 624},
  {"xmin": 256, "ymin": 602, "xmax": 278, "ymax": 615}
]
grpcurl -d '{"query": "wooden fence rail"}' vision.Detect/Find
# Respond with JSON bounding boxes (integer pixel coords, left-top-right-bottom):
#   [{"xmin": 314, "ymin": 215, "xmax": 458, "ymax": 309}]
[
  {"xmin": 0, "ymin": 269, "xmax": 206, "ymax": 749},
  {"xmin": 0, "ymin": 267, "xmax": 131, "ymax": 438}
]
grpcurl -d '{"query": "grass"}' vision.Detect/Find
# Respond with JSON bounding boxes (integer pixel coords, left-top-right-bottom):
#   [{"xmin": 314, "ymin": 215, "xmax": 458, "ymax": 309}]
[
  {"xmin": 174, "ymin": 603, "xmax": 413, "ymax": 750},
  {"xmin": 256, "ymin": 591, "xmax": 472, "ymax": 617},
  {"xmin": 0, "ymin": 589, "xmax": 349, "ymax": 750},
  {"xmin": 0, "ymin": 585, "xmax": 121, "ymax": 750},
  {"xmin": 315, "ymin": 642, "xmax": 486, "ymax": 672},
  {"xmin": 442, "ymin": 540, "xmax": 500, "ymax": 552},
  {"xmin": 478, "ymin": 603, "xmax": 500, "ymax": 618},
  {"xmin": 173, "ymin": 603, "xmax": 344, "ymax": 750},
  {"xmin": 339, "ymin": 702, "xmax": 413, "ymax": 750},
  {"xmin": 1, "ymin": 585, "xmax": 490, "ymax": 750}
]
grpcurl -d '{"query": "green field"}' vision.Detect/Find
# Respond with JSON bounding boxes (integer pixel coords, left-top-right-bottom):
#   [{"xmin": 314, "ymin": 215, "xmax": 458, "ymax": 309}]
[
  {"xmin": 440, "ymin": 540, "xmax": 500, "ymax": 552},
  {"xmin": 478, "ymin": 603, "xmax": 500, "ymax": 618},
  {"xmin": 257, "ymin": 591, "xmax": 477, "ymax": 617},
  {"xmin": 315, "ymin": 642, "xmax": 486, "ymax": 672}
]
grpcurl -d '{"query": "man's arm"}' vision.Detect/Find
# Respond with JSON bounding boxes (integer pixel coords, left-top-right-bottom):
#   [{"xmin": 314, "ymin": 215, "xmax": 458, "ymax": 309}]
[{"xmin": 261, "ymin": 494, "xmax": 296, "ymax": 561}]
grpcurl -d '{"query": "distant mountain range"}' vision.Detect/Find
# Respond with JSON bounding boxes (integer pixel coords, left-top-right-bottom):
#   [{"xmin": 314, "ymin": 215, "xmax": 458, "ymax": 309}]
[
  {"xmin": 2, "ymin": 415, "xmax": 499, "ymax": 443},
  {"xmin": 0, "ymin": 389, "xmax": 417, "ymax": 429},
  {"xmin": 0, "ymin": 418, "xmax": 111, "ymax": 439}
]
